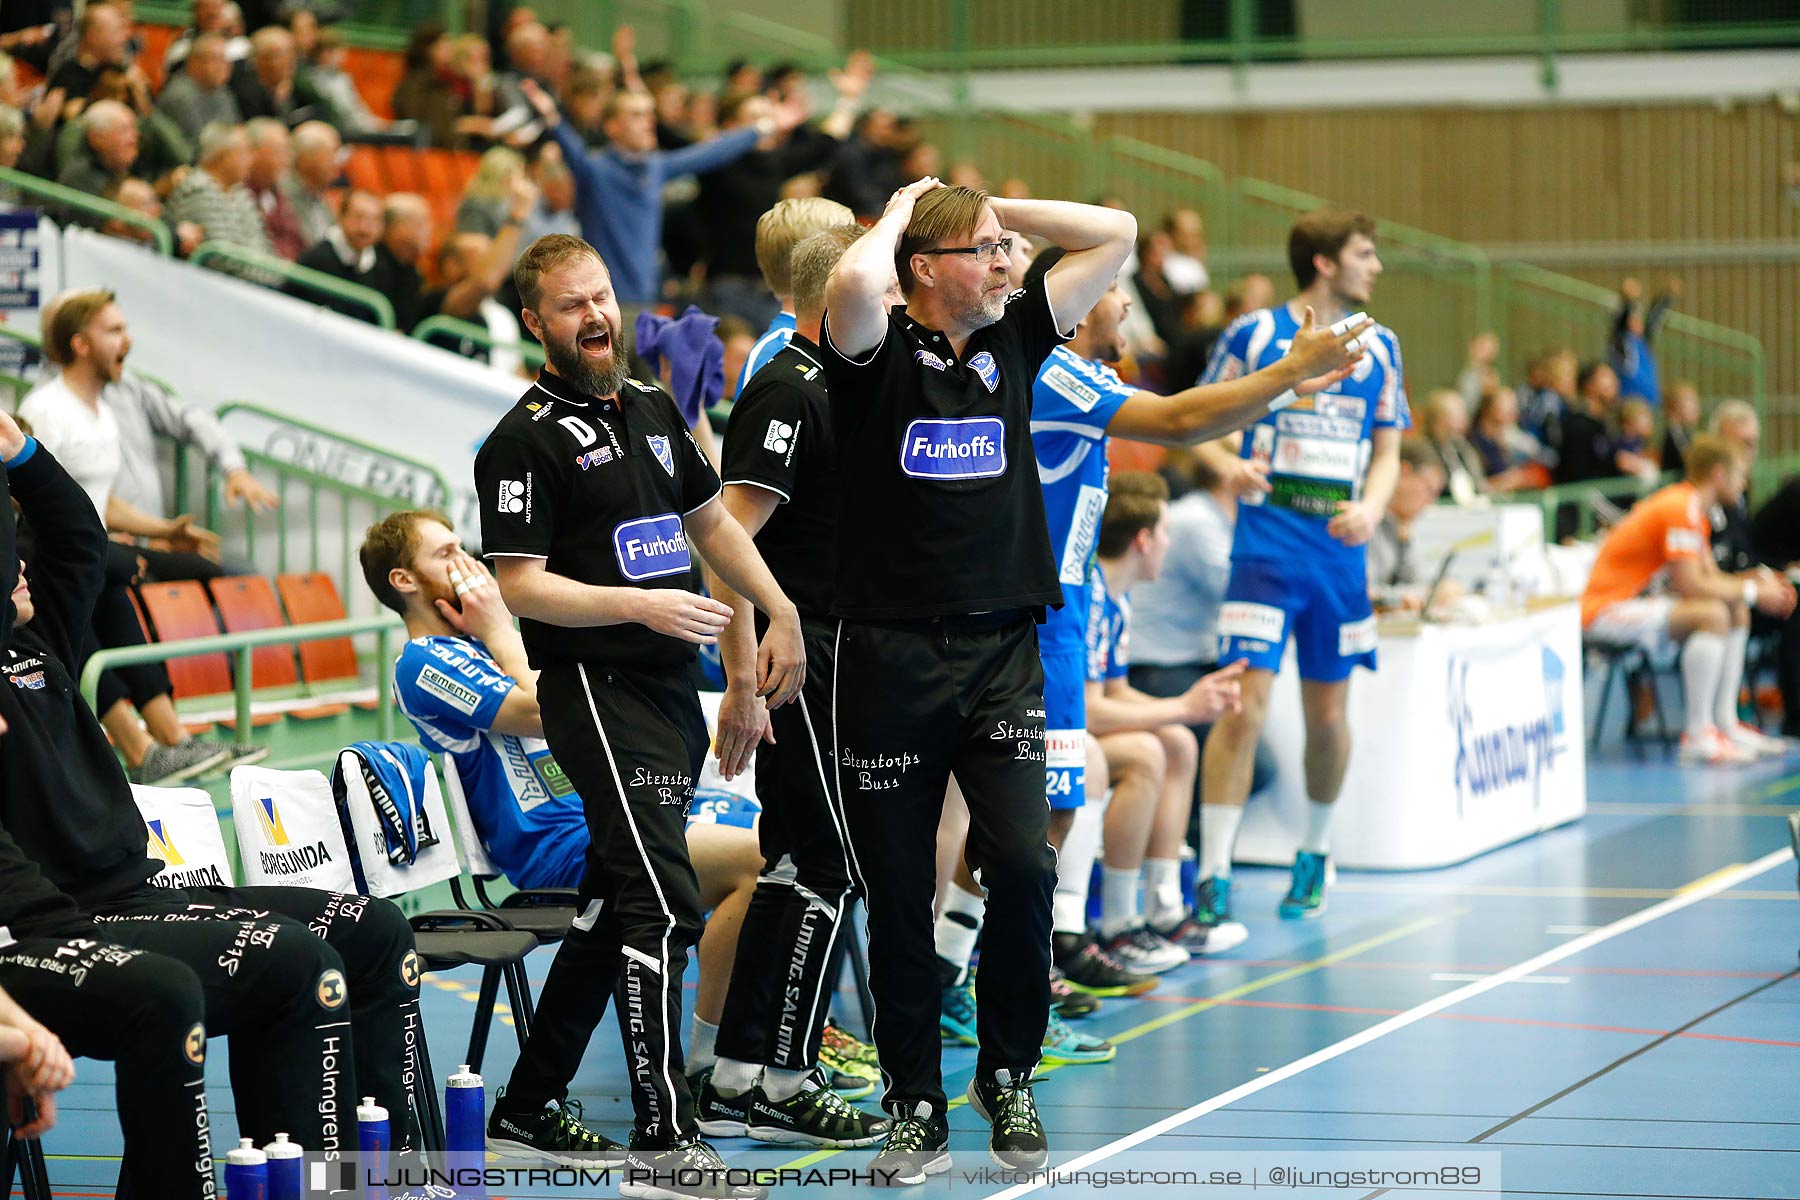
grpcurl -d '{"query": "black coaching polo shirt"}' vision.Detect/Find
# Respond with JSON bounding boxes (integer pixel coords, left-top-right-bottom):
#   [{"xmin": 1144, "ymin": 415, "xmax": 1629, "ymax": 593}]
[
  {"xmin": 821, "ymin": 272, "xmax": 1073, "ymax": 621},
  {"xmin": 719, "ymin": 335, "xmax": 840, "ymax": 621},
  {"xmin": 474, "ymin": 369, "xmax": 721, "ymax": 670}
]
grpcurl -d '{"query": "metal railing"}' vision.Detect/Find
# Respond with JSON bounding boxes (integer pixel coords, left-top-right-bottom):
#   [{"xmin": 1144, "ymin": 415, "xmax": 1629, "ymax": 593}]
[
  {"xmin": 79, "ymin": 617, "xmax": 404, "ymax": 742},
  {"xmin": 0, "ymin": 168, "xmax": 173, "ymax": 255},
  {"xmin": 199, "ymin": 402, "xmax": 452, "ymax": 586},
  {"xmin": 411, "ymin": 315, "xmax": 547, "ymax": 372},
  {"xmin": 190, "ymin": 242, "xmax": 397, "ymax": 329}
]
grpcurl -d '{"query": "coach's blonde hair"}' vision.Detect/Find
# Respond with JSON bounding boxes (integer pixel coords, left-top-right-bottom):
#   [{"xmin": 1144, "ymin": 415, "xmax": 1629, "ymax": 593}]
[{"xmin": 755, "ymin": 197, "xmax": 855, "ymax": 297}]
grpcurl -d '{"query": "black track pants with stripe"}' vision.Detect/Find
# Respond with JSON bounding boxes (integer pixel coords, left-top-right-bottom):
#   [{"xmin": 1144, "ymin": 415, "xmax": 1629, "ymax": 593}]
[
  {"xmin": 92, "ymin": 884, "xmax": 423, "ymax": 1154},
  {"xmin": 504, "ymin": 662, "xmax": 708, "ymax": 1146},
  {"xmin": 715, "ymin": 618, "xmax": 858, "ymax": 1072},
  {"xmin": 832, "ymin": 614, "xmax": 1055, "ymax": 1114},
  {"xmin": 0, "ymin": 935, "xmax": 216, "ymax": 1198}
]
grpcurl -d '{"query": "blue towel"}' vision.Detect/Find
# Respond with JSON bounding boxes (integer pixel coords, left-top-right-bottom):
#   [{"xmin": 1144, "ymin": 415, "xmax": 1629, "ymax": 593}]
[
  {"xmin": 334, "ymin": 741, "xmax": 440, "ymax": 870},
  {"xmin": 634, "ymin": 305, "xmax": 723, "ymax": 427}
]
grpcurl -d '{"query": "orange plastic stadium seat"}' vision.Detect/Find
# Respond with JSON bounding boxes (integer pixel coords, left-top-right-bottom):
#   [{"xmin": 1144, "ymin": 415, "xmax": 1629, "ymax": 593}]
[
  {"xmin": 211, "ymin": 576, "xmax": 349, "ymax": 719},
  {"xmin": 345, "ymin": 144, "xmax": 385, "ymax": 194},
  {"xmin": 380, "ymin": 144, "xmax": 423, "ymax": 195},
  {"xmin": 137, "ymin": 581, "xmax": 232, "ymax": 699},
  {"xmin": 343, "ymin": 45, "xmax": 404, "ymax": 120},
  {"xmin": 276, "ymin": 573, "xmax": 361, "ymax": 686}
]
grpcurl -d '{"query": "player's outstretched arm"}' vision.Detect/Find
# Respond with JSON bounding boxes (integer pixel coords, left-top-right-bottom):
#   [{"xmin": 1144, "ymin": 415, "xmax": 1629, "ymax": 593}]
[
  {"xmin": 1107, "ymin": 307, "xmax": 1371, "ymax": 446},
  {"xmin": 989, "ymin": 197, "xmax": 1137, "ymax": 333},
  {"xmin": 684, "ymin": 497, "xmax": 806, "ymax": 708},
  {"xmin": 825, "ymin": 175, "xmax": 942, "ymax": 359}
]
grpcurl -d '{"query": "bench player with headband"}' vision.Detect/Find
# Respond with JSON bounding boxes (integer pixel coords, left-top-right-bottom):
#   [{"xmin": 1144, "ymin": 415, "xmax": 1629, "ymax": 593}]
[{"xmin": 1197, "ymin": 208, "xmax": 1408, "ymax": 927}]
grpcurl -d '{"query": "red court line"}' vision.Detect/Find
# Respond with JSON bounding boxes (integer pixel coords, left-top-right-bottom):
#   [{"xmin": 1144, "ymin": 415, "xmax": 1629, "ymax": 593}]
[{"xmin": 1178, "ymin": 996, "xmax": 1800, "ymax": 1049}]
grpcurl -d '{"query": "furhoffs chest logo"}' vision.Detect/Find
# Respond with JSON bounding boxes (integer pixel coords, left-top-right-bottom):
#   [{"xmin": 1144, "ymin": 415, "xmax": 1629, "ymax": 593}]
[
  {"xmin": 613, "ymin": 513, "xmax": 691, "ymax": 580},
  {"xmin": 899, "ymin": 416, "xmax": 1007, "ymax": 480}
]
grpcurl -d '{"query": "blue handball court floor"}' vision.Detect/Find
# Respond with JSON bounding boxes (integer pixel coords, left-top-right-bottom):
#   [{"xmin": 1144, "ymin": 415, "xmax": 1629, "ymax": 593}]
[{"xmin": 26, "ymin": 747, "xmax": 1800, "ymax": 1198}]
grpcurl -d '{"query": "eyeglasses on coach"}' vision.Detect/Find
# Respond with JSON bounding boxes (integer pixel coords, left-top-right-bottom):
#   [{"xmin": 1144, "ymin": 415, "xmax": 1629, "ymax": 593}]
[{"xmin": 918, "ymin": 237, "xmax": 1014, "ymax": 264}]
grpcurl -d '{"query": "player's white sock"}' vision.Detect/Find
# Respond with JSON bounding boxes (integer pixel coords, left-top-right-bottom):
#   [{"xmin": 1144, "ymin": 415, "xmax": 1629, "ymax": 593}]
[
  {"xmin": 1715, "ymin": 625, "xmax": 1750, "ymax": 731},
  {"xmin": 1299, "ymin": 801, "xmax": 1335, "ymax": 856},
  {"xmin": 1052, "ymin": 797, "xmax": 1107, "ymax": 936},
  {"xmin": 711, "ymin": 1056, "xmax": 762, "ymax": 1097},
  {"xmin": 933, "ymin": 881, "xmax": 985, "ymax": 985},
  {"xmin": 1099, "ymin": 866, "xmax": 1142, "ymax": 938},
  {"xmin": 1682, "ymin": 630, "xmax": 1727, "ymax": 739},
  {"xmin": 689, "ymin": 1016, "xmax": 721, "ymax": 1072},
  {"xmin": 761, "ymin": 1066, "xmax": 812, "ymax": 1102},
  {"xmin": 1143, "ymin": 857, "xmax": 1184, "ymax": 928},
  {"xmin": 1199, "ymin": 804, "xmax": 1244, "ymax": 882}
]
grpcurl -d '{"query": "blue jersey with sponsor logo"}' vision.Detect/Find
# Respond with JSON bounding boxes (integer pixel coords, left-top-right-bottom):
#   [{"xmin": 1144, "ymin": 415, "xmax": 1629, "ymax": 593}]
[
  {"xmin": 1200, "ymin": 304, "xmax": 1409, "ymax": 570},
  {"xmin": 1083, "ymin": 566, "xmax": 1129, "ymax": 684},
  {"xmin": 1031, "ymin": 346, "xmax": 1138, "ymax": 654},
  {"xmin": 392, "ymin": 635, "xmax": 588, "ymax": 890}
]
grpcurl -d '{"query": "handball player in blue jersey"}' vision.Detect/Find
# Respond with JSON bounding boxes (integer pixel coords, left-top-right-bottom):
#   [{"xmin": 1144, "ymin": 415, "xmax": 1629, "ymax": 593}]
[
  {"xmin": 358, "ymin": 510, "xmax": 766, "ymax": 1116},
  {"xmin": 1197, "ymin": 209, "xmax": 1410, "ymax": 926}
]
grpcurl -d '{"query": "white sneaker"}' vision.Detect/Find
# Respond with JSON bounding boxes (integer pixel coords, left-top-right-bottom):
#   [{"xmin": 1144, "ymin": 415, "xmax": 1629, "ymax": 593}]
[
  {"xmin": 1102, "ymin": 924, "xmax": 1191, "ymax": 974},
  {"xmin": 1726, "ymin": 723, "xmax": 1787, "ymax": 760},
  {"xmin": 1678, "ymin": 726, "xmax": 1754, "ymax": 766}
]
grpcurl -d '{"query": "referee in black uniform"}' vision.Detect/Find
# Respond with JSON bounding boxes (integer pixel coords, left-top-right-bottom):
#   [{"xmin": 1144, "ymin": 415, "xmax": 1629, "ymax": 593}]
[
  {"xmin": 699, "ymin": 225, "xmax": 890, "ymax": 1147},
  {"xmin": 476, "ymin": 234, "xmax": 801, "ymax": 1193},
  {"xmin": 819, "ymin": 180, "xmax": 1135, "ymax": 1178}
]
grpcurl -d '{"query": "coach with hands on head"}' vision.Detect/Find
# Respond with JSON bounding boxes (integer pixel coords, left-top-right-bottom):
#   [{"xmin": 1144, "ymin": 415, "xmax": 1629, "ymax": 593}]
[
  {"xmin": 475, "ymin": 233, "xmax": 798, "ymax": 1196},
  {"xmin": 820, "ymin": 178, "xmax": 1135, "ymax": 1180}
]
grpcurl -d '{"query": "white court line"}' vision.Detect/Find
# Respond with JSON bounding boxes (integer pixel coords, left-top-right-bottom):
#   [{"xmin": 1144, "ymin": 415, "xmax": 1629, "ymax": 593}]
[{"xmin": 983, "ymin": 846, "xmax": 1795, "ymax": 1200}]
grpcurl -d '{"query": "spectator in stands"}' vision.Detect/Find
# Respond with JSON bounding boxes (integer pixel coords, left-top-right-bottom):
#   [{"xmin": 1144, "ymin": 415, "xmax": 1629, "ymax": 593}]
[
  {"xmin": 54, "ymin": 98, "xmax": 140, "ymax": 200},
  {"xmin": 454, "ymin": 144, "xmax": 525, "ymax": 235},
  {"xmin": 821, "ymin": 107, "xmax": 901, "ymax": 218},
  {"xmin": 165, "ymin": 121, "xmax": 271, "ymax": 265},
  {"xmin": 99, "ymin": 175, "xmax": 162, "ymax": 244},
  {"xmin": 376, "ymin": 192, "xmax": 430, "ymax": 331},
  {"xmin": 1124, "ymin": 446, "xmax": 1280, "ymax": 858},
  {"xmin": 1616, "ymin": 398, "xmax": 1660, "ymax": 484},
  {"xmin": 1161, "ymin": 207, "xmax": 1209, "ymax": 296},
  {"xmin": 415, "ymin": 182, "xmax": 537, "ymax": 367},
  {"xmin": 1554, "ymin": 360, "xmax": 1629, "ymax": 487},
  {"xmin": 294, "ymin": 186, "xmax": 386, "ymax": 319},
  {"xmin": 1518, "ymin": 345, "xmax": 1574, "ymax": 453},
  {"xmin": 1367, "ymin": 438, "xmax": 1448, "ymax": 612},
  {"xmin": 20, "ymin": 289, "xmax": 263, "ymax": 783},
  {"xmin": 57, "ymin": 63, "xmax": 190, "ymax": 186},
  {"xmin": 0, "ymin": 103, "xmax": 24, "ymax": 187},
  {"xmin": 1580, "ymin": 434, "xmax": 1793, "ymax": 766},
  {"xmin": 520, "ymin": 154, "xmax": 577, "ymax": 244},
  {"xmin": 1133, "ymin": 228, "xmax": 1182, "ymax": 347},
  {"xmin": 1469, "ymin": 385, "xmax": 1549, "ymax": 494},
  {"xmin": 297, "ymin": 27, "xmax": 399, "ymax": 138},
  {"xmin": 1420, "ymin": 388, "xmax": 1487, "ymax": 503},
  {"xmin": 1456, "ymin": 331, "xmax": 1500, "ymax": 407},
  {"xmin": 281, "ymin": 118, "xmax": 338, "ymax": 246},
  {"xmin": 231, "ymin": 25, "xmax": 300, "ymax": 125},
  {"xmin": 390, "ymin": 22, "xmax": 460, "ymax": 147},
  {"xmin": 519, "ymin": 78, "xmax": 769, "ymax": 307},
  {"xmin": 483, "ymin": 18, "xmax": 553, "ymax": 148},
  {"xmin": 1160, "ymin": 289, "xmax": 1225, "ymax": 393},
  {"xmin": 244, "ymin": 116, "xmax": 301, "ymax": 259},
  {"xmin": 1662, "ymin": 379, "xmax": 1701, "ymax": 474},
  {"xmin": 155, "ymin": 31, "xmax": 239, "ymax": 144},
  {"xmin": 445, "ymin": 33, "xmax": 497, "ymax": 146},
  {"xmin": 1610, "ymin": 275, "xmax": 1678, "ymax": 408},
  {"xmin": 696, "ymin": 54, "xmax": 870, "ymax": 326},
  {"xmin": 162, "ymin": 0, "xmax": 247, "ymax": 76},
  {"xmin": 44, "ymin": 2, "xmax": 130, "ymax": 121},
  {"xmin": 560, "ymin": 66, "xmax": 611, "ymax": 150}
]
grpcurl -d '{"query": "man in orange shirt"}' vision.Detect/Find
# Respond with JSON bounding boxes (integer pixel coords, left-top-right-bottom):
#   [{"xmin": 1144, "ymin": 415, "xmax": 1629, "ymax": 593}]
[{"xmin": 1581, "ymin": 434, "xmax": 1796, "ymax": 765}]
